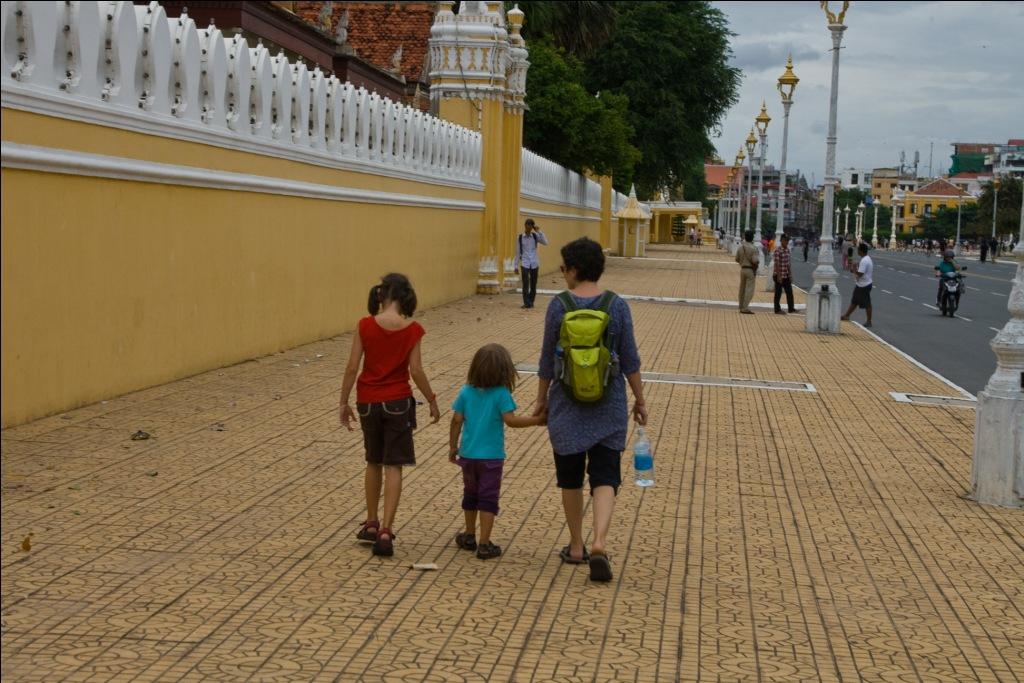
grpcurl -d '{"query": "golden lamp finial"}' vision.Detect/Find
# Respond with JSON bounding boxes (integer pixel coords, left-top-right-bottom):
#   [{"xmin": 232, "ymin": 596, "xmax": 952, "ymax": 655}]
[
  {"xmin": 777, "ymin": 55, "xmax": 799, "ymax": 100},
  {"xmin": 756, "ymin": 100, "xmax": 771, "ymax": 134},
  {"xmin": 820, "ymin": 1, "xmax": 850, "ymax": 26}
]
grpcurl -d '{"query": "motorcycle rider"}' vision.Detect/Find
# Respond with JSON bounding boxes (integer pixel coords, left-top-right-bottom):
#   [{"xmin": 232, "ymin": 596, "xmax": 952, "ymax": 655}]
[{"xmin": 934, "ymin": 249, "xmax": 961, "ymax": 308}]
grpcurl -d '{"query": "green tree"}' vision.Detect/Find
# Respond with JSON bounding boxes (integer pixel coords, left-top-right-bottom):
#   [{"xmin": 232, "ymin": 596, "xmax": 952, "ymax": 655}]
[
  {"xmin": 969, "ymin": 177, "xmax": 1022, "ymax": 239},
  {"xmin": 514, "ymin": 1, "xmax": 617, "ymax": 57},
  {"xmin": 584, "ymin": 2, "xmax": 740, "ymax": 201},
  {"xmin": 522, "ymin": 40, "xmax": 640, "ymax": 184},
  {"xmin": 918, "ymin": 204, "xmax": 979, "ymax": 241}
]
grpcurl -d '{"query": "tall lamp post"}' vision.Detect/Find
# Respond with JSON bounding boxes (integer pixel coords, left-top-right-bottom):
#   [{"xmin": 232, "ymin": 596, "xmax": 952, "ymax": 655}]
[
  {"xmin": 872, "ymin": 200, "xmax": 879, "ymax": 248},
  {"xmin": 834, "ymin": 207, "xmax": 840, "ymax": 241},
  {"xmin": 725, "ymin": 168, "xmax": 736, "ymax": 253},
  {"xmin": 745, "ymin": 131, "xmax": 757, "ymax": 233},
  {"xmin": 754, "ymin": 102, "xmax": 772, "ymax": 290},
  {"xmin": 856, "ymin": 201, "xmax": 865, "ymax": 243},
  {"xmin": 891, "ymin": 191, "xmax": 900, "ymax": 249},
  {"xmin": 955, "ymin": 186, "xmax": 963, "ymax": 256},
  {"xmin": 992, "ymin": 175, "xmax": 1001, "ymax": 238},
  {"xmin": 735, "ymin": 149, "xmax": 747, "ymax": 248},
  {"xmin": 806, "ymin": 0, "xmax": 850, "ymax": 334},
  {"xmin": 971, "ymin": 176, "xmax": 1024, "ymax": 508},
  {"xmin": 775, "ymin": 55, "xmax": 799, "ymax": 262},
  {"xmin": 843, "ymin": 204, "xmax": 850, "ymax": 236}
]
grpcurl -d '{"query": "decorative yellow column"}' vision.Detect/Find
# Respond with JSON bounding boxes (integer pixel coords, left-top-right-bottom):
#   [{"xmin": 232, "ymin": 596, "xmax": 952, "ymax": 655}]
[
  {"xmin": 615, "ymin": 185, "xmax": 649, "ymax": 257},
  {"xmin": 429, "ymin": 1, "xmax": 529, "ymax": 294}
]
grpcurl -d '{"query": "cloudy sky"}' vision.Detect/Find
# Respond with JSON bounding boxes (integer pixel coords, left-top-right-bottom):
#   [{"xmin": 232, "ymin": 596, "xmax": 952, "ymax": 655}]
[{"xmin": 711, "ymin": 1, "xmax": 1024, "ymax": 185}]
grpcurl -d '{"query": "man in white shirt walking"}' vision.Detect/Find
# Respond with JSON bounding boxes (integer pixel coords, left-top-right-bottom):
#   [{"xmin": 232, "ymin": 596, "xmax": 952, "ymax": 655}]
[
  {"xmin": 516, "ymin": 218, "xmax": 548, "ymax": 309},
  {"xmin": 841, "ymin": 243, "xmax": 874, "ymax": 327}
]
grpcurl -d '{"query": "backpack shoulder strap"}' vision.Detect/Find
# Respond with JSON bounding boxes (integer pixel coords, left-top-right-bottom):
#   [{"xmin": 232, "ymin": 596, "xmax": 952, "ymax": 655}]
[
  {"xmin": 556, "ymin": 290, "xmax": 577, "ymax": 313},
  {"xmin": 595, "ymin": 290, "xmax": 617, "ymax": 313}
]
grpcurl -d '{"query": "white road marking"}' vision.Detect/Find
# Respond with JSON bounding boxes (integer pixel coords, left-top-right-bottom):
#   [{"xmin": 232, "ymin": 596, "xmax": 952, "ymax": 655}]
[
  {"xmin": 897, "ymin": 270, "xmax": 907, "ymax": 274},
  {"xmin": 900, "ymin": 295, "xmax": 914, "ymax": 301},
  {"xmin": 922, "ymin": 303, "xmax": 938, "ymax": 310},
  {"xmin": 967, "ymin": 286, "xmax": 981, "ymax": 291},
  {"xmin": 955, "ymin": 314, "xmax": 972, "ymax": 322},
  {"xmin": 990, "ymin": 326, "xmax": 1001, "ymax": 332},
  {"xmin": 911, "ymin": 273, "xmax": 921, "ymax": 277},
  {"xmin": 881, "ymin": 289, "xmax": 893, "ymax": 294},
  {"xmin": 991, "ymin": 291, "xmax": 1006, "ymax": 297}
]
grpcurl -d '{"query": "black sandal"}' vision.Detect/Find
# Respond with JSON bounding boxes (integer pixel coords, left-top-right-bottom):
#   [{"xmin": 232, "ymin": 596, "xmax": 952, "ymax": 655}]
[
  {"xmin": 455, "ymin": 532, "xmax": 477, "ymax": 551},
  {"xmin": 588, "ymin": 552, "xmax": 613, "ymax": 582},
  {"xmin": 476, "ymin": 542, "xmax": 502, "ymax": 560},
  {"xmin": 559, "ymin": 545, "xmax": 589, "ymax": 565}
]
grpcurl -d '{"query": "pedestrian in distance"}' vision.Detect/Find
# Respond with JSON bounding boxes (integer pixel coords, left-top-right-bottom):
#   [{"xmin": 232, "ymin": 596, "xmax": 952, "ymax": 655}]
[
  {"xmin": 979, "ymin": 238, "xmax": 988, "ymax": 262},
  {"xmin": 534, "ymin": 237, "xmax": 647, "ymax": 582},
  {"xmin": 841, "ymin": 243, "xmax": 874, "ymax": 328},
  {"xmin": 449, "ymin": 344, "xmax": 546, "ymax": 560},
  {"xmin": 340, "ymin": 273, "xmax": 441, "ymax": 557},
  {"xmin": 773, "ymin": 234, "xmax": 797, "ymax": 315},
  {"xmin": 735, "ymin": 230, "xmax": 759, "ymax": 314},
  {"xmin": 516, "ymin": 218, "xmax": 548, "ymax": 309},
  {"xmin": 802, "ymin": 237, "xmax": 810, "ymax": 262}
]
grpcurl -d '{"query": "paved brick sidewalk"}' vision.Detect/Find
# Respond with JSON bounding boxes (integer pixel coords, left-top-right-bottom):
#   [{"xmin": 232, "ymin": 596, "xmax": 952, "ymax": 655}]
[{"xmin": 2, "ymin": 254, "xmax": 1022, "ymax": 682}]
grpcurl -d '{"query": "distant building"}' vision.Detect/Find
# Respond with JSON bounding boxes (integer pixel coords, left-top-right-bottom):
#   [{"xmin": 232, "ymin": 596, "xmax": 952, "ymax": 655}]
[
  {"xmin": 948, "ymin": 172, "xmax": 989, "ymax": 197},
  {"xmin": 744, "ymin": 165, "xmax": 816, "ymax": 234},
  {"xmin": 871, "ymin": 168, "xmax": 918, "ymax": 207},
  {"xmin": 949, "ymin": 142, "xmax": 1000, "ymax": 175},
  {"xmin": 897, "ymin": 178, "xmax": 975, "ymax": 235},
  {"xmin": 840, "ymin": 168, "xmax": 872, "ymax": 191},
  {"xmin": 986, "ymin": 139, "xmax": 1024, "ymax": 180}
]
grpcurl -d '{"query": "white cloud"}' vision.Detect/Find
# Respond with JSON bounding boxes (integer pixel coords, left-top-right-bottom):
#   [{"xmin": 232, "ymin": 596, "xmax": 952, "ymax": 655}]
[{"xmin": 712, "ymin": 1, "xmax": 1024, "ymax": 184}]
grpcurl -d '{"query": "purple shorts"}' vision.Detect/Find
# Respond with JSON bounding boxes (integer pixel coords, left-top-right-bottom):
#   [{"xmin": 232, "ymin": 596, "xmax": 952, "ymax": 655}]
[{"xmin": 458, "ymin": 457, "xmax": 504, "ymax": 515}]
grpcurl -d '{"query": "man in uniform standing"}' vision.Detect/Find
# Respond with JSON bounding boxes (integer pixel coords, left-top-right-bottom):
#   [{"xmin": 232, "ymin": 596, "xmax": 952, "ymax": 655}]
[{"xmin": 735, "ymin": 230, "xmax": 759, "ymax": 314}]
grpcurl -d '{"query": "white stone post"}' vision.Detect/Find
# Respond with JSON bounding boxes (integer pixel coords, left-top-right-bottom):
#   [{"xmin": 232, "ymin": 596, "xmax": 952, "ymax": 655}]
[
  {"xmin": 872, "ymin": 202, "xmax": 879, "ymax": 248},
  {"xmin": 806, "ymin": 10, "xmax": 847, "ymax": 334},
  {"xmin": 971, "ymin": 188, "xmax": 1024, "ymax": 508}
]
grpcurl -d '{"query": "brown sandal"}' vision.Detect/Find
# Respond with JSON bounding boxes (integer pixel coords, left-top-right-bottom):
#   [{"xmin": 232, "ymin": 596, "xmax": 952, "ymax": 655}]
[
  {"xmin": 356, "ymin": 520, "xmax": 379, "ymax": 544},
  {"xmin": 372, "ymin": 528, "xmax": 395, "ymax": 557}
]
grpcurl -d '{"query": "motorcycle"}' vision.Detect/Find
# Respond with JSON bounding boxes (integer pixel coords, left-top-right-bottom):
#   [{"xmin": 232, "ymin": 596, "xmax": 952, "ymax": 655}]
[{"xmin": 938, "ymin": 267, "xmax": 967, "ymax": 317}]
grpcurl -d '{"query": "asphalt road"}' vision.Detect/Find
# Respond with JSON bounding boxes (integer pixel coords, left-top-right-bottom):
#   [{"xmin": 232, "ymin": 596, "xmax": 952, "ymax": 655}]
[{"xmin": 787, "ymin": 247, "xmax": 1015, "ymax": 395}]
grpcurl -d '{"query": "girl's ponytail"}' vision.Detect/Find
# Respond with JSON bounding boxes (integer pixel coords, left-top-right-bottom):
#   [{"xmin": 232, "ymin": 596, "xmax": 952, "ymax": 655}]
[{"xmin": 367, "ymin": 284, "xmax": 383, "ymax": 315}]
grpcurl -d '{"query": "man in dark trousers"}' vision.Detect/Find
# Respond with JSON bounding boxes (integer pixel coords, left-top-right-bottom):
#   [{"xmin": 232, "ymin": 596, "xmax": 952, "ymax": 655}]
[
  {"xmin": 802, "ymin": 236, "xmax": 810, "ymax": 262},
  {"xmin": 515, "ymin": 218, "xmax": 548, "ymax": 308},
  {"xmin": 773, "ymin": 234, "xmax": 797, "ymax": 314}
]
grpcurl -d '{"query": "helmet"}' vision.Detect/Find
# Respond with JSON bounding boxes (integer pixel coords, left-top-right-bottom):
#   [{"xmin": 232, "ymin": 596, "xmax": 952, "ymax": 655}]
[{"xmin": 944, "ymin": 249, "xmax": 955, "ymax": 259}]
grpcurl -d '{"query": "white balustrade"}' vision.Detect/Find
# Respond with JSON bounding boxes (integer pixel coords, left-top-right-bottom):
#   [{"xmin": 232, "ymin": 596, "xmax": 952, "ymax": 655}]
[
  {"xmin": 1, "ymin": 2, "xmax": 482, "ymax": 186},
  {"xmin": 521, "ymin": 149, "xmax": 602, "ymax": 210}
]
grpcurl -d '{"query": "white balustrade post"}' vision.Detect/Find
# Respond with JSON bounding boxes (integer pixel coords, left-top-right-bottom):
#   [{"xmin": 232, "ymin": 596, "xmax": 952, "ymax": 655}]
[
  {"xmin": 308, "ymin": 67, "xmax": 327, "ymax": 150},
  {"xmin": 64, "ymin": 1, "xmax": 104, "ymax": 99},
  {"xmin": 223, "ymin": 32, "xmax": 250, "ymax": 133},
  {"xmin": 248, "ymin": 44, "xmax": 272, "ymax": 138},
  {"xmin": 198, "ymin": 23, "xmax": 228, "ymax": 128}
]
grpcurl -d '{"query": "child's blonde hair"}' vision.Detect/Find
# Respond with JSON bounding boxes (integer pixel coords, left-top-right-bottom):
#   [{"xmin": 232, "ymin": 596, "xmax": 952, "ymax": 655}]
[{"xmin": 467, "ymin": 344, "xmax": 517, "ymax": 392}]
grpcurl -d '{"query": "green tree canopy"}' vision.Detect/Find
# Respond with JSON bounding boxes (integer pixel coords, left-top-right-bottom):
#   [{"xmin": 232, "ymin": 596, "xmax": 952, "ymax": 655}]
[
  {"xmin": 522, "ymin": 40, "xmax": 640, "ymax": 185},
  {"xmin": 919, "ymin": 204, "xmax": 979, "ymax": 241},
  {"xmin": 968, "ymin": 177, "xmax": 1022, "ymax": 239},
  {"xmin": 511, "ymin": 1, "xmax": 740, "ymax": 200}
]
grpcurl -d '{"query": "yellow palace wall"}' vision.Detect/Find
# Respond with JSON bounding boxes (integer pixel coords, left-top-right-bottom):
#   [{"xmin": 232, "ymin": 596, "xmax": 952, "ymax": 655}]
[{"xmin": 1, "ymin": 110, "xmax": 484, "ymax": 427}]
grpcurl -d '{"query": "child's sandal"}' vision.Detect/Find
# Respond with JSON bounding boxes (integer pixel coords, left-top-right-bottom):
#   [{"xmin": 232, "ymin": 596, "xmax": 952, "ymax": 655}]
[
  {"xmin": 372, "ymin": 528, "xmax": 395, "ymax": 557},
  {"xmin": 356, "ymin": 520, "xmax": 380, "ymax": 544},
  {"xmin": 455, "ymin": 532, "xmax": 477, "ymax": 551},
  {"xmin": 476, "ymin": 542, "xmax": 502, "ymax": 560}
]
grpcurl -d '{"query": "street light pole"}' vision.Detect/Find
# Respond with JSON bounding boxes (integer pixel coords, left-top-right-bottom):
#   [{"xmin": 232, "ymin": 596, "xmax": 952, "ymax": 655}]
[
  {"xmin": 844, "ymin": 204, "xmax": 850, "ymax": 236},
  {"xmin": 971, "ymin": 176, "xmax": 1024, "ymax": 508},
  {"xmin": 745, "ymin": 132, "xmax": 756, "ymax": 234},
  {"xmin": 856, "ymin": 201, "xmax": 865, "ymax": 243},
  {"xmin": 754, "ymin": 103, "xmax": 771, "ymax": 290},
  {"xmin": 955, "ymin": 188, "xmax": 963, "ymax": 256},
  {"xmin": 992, "ymin": 175, "xmax": 1001, "ymax": 238},
  {"xmin": 775, "ymin": 55, "xmax": 799, "ymax": 259},
  {"xmin": 872, "ymin": 201, "xmax": 879, "ymax": 248},
  {"xmin": 806, "ymin": 1, "xmax": 849, "ymax": 334}
]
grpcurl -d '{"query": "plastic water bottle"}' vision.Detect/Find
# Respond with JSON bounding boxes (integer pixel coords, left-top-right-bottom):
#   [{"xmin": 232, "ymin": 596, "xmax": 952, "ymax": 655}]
[{"xmin": 633, "ymin": 427, "xmax": 654, "ymax": 487}]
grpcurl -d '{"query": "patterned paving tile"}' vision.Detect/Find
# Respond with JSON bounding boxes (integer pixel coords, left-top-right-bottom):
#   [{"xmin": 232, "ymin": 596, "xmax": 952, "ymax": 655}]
[{"xmin": 2, "ymin": 251, "xmax": 1021, "ymax": 681}]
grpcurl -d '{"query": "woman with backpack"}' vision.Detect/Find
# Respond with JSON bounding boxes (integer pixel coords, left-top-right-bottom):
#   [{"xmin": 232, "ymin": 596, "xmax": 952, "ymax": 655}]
[{"xmin": 532, "ymin": 237, "xmax": 647, "ymax": 582}]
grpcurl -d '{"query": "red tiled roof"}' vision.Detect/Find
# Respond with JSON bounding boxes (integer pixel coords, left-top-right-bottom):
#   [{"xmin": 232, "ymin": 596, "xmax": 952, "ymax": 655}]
[
  {"xmin": 912, "ymin": 178, "xmax": 964, "ymax": 197},
  {"xmin": 1008, "ymin": 139, "xmax": 1024, "ymax": 146},
  {"xmin": 951, "ymin": 172, "xmax": 985, "ymax": 179},
  {"xmin": 705, "ymin": 164, "xmax": 744, "ymax": 189},
  {"xmin": 296, "ymin": 2, "xmax": 435, "ymax": 84}
]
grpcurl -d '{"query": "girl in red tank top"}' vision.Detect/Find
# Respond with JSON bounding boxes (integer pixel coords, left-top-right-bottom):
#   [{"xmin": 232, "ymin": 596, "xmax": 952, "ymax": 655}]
[{"xmin": 339, "ymin": 274, "xmax": 440, "ymax": 557}]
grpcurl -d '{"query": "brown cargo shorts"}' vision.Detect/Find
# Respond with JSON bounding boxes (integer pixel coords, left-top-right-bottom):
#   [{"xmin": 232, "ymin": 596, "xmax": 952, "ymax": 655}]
[{"xmin": 357, "ymin": 397, "xmax": 417, "ymax": 466}]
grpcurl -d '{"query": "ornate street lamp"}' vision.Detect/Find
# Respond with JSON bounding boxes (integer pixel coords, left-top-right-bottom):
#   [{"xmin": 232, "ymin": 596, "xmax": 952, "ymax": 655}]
[
  {"xmin": 754, "ymin": 102, "xmax": 772, "ymax": 290},
  {"xmin": 745, "ymin": 129, "xmax": 757, "ymax": 233},
  {"xmin": 856, "ymin": 200, "xmax": 865, "ymax": 243},
  {"xmin": 890, "ymin": 191, "xmax": 900, "ymax": 249},
  {"xmin": 843, "ymin": 204, "xmax": 851, "ymax": 236},
  {"xmin": 971, "ymin": 173, "xmax": 1024, "ymax": 508},
  {"xmin": 775, "ymin": 55, "xmax": 799, "ymax": 251},
  {"xmin": 992, "ymin": 174, "xmax": 1001, "ymax": 239},
  {"xmin": 735, "ymin": 148, "xmax": 746, "ymax": 247},
  {"xmin": 834, "ymin": 207, "xmax": 840, "ymax": 238},
  {"xmin": 807, "ymin": 0, "xmax": 850, "ymax": 334},
  {"xmin": 955, "ymin": 186, "xmax": 964, "ymax": 256},
  {"xmin": 872, "ymin": 200, "xmax": 880, "ymax": 248}
]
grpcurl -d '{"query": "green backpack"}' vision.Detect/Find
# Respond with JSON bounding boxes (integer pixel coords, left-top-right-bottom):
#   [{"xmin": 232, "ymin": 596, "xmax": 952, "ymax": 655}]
[{"xmin": 556, "ymin": 290, "xmax": 616, "ymax": 403}]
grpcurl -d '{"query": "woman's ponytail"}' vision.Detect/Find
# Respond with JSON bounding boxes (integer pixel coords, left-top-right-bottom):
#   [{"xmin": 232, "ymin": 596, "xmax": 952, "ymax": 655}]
[{"xmin": 367, "ymin": 284, "xmax": 383, "ymax": 315}]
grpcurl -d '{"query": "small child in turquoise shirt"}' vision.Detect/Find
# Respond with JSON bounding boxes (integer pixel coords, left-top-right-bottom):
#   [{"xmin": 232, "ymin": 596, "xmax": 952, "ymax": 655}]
[{"xmin": 449, "ymin": 344, "xmax": 545, "ymax": 559}]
